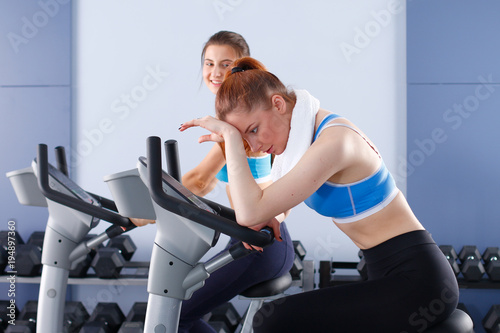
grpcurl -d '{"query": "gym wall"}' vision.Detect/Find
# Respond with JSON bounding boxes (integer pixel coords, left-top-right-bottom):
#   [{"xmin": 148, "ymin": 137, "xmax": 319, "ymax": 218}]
[
  {"xmin": 407, "ymin": 1, "xmax": 500, "ymax": 331},
  {"xmin": 69, "ymin": 0, "xmax": 406, "ymax": 314},
  {"xmin": 0, "ymin": 0, "xmax": 72, "ymax": 309},
  {"xmin": 71, "ymin": 0, "xmax": 406, "ymax": 266},
  {"xmin": 2, "ymin": 0, "xmax": 407, "ymax": 319}
]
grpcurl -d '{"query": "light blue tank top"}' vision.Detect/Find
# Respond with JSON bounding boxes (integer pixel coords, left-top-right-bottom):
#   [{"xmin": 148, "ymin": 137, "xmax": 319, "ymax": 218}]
[
  {"xmin": 216, "ymin": 154, "xmax": 272, "ymax": 184},
  {"xmin": 304, "ymin": 114, "xmax": 398, "ymax": 223}
]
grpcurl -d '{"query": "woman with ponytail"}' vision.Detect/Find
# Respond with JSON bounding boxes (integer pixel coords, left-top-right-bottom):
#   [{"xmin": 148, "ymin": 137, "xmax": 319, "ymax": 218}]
[{"xmin": 180, "ymin": 57, "xmax": 459, "ymax": 332}]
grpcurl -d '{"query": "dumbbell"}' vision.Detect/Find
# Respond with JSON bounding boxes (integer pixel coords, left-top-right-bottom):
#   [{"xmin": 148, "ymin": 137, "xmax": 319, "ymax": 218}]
[
  {"xmin": 81, "ymin": 302, "xmax": 125, "ymax": 333},
  {"xmin": 19, "ymin": 301, "xmax": 37, "ymax": 322},
  {"xmin": 208, "ymin": 321, "xmax": 232, "ymax": 333},
  {"xmin": 118, "ymin": 322, "xmax": 144, "ymax": 333},
  {"xmin": 91, "ymin": 235, "xmax": 137, "ymax": 279},
  {"xmin": 5, "ymin": 300, "xmax": 38, "ymax": 332},
  {"xmin": 125, "ymin": 302, "xmax": 147, "ymax": 323},
  {"xmin": 64, "ymin": 301, "xmax": 90, "ymax": 332},
  {"xmin": 319, "ymin": 257, "xmax": 367, "ymax": 288},
  {"xmin": 0, "ymin": 230, "xmax": 25, "ymax": 274},
  {"xmin": 16, "ymin": 244, "xmax": 42, "ymax": 276},
  {"xmin": 107, "ymin": 235, "xmax": 137, "ymax": 261},
  {"xmin": 290, "ymin": 240, "xmax": 306, "ymax": 280},
  {"xmin": 318, "ymin": 260, "xmax": 334, "ymax": 288},
  {"xmin": 15, "ymin": 231, "xmax": 47, "ymax": 276},
  {"xmin": 5, "ymin": 320, "xmax": 36, "ymax": 332},
  {"xmin": 116, "ymin": 302, "xmax": 147, "ymax": 332},
  {"xmin": 27, "ymin": 231, "xmax": 45, "ymax": 248},
  {"xmin": 483, "ymin": 247, "xmax": 500, "ymax": 282},
  {"xmin": 14, "ymin": 300, "xmax": 89, "ymax": 333},
  {"xmin": 0, "ymin": 247, "xmax": 7, "ymax": 274},
  {"xmin": 0, "ymin": 230, "xmax": 44, "ymax": 276},
  {"xmin": 439, "ymin": 245, "xmax": 460, "ymax": 276},
  {"xmin": 459, "ymin": 245, "xmax": 485, "ymax": 281},
  {"xmin": 483, "ymin": 304, "xmax": 500, "ymax": 333},
  {"xmin": 0, "ymin": 230, "xmax": 24, "ymax": 247},
  {"xmin": 357, "ymin": 250, "xmax": 368, "ymax": 280},
  {"xmin": 207, "ymin": 302, "xmax": 241, "ymax": 333}
]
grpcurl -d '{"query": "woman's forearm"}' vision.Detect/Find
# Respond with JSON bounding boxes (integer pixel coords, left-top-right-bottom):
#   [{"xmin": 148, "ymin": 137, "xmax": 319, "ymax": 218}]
[
  {"xmin": 182, "ymin": 144, "xmax": 226, "ymax": 196},
  {"xmin": 182, "ymin": 170, "xmax": 218, "ymax": 196},
  {"xmin": 223, "ymin": 130, "xmax": 266, "ymax": 226}
]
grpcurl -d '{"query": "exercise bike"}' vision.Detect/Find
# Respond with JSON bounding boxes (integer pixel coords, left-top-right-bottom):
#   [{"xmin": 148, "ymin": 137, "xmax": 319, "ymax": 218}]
[
  {"xmin": 7, "ymin": 145, "xmax": 136, "ymax": 332},
  {"xmin": 103, "ymin": 136, "xmax": 275, "ymax": 332},
  {"xmin": 7, "ymin": 139, "xmax": 273, "ymax": 333}
]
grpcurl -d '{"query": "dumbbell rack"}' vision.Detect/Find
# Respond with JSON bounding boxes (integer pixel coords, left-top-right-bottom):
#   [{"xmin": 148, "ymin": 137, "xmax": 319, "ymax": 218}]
[
  {"xmin": 456, "ymin": 279, "xmax": 500, "ymax": 289},
  {"xmin": 0, "ymin": 269, "xmax": 148, "ymax": 286},
  {"xmin": 318, "ymin": 261, "xmax": 500, "ymax": 289}
]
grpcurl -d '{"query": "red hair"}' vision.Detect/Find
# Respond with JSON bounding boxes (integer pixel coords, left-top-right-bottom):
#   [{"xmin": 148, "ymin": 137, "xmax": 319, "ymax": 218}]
[{"xmin": 215, "ymin": 57, "xmax": 296, "ymax": 120}]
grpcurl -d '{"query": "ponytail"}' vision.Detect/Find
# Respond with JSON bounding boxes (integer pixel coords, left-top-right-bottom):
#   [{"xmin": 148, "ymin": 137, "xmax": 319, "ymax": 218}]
[{"xmin": 216, "ymin": 57, "xmax": 296, "ymax": 120}]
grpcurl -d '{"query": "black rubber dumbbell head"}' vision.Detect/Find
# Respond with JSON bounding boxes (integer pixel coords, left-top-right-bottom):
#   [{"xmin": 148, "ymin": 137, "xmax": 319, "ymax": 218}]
[
  {"xmin": 483, "ymin": 247, "xmax": 500, "ymax": 282},
  {"xmin": 439, "ymin": 245, "xmax": 460, "ymax": 276},
  {"xmin": 91, "ymin": 247, "xmax": 125, "ymax": 279},
  {"xmin": 459, "ymin": 245, "xmax": 485, "ymax": 281},
  {"xmin": 106, "ymin": 235, "xmax": 136, "ymax": 261},
  {"xmin": 483, "ymin": 304, "xmax": 500, "ymax": 333},
  {"xmin": 87, "ymin": 302, "xmax": 125, "ymax": 333}
]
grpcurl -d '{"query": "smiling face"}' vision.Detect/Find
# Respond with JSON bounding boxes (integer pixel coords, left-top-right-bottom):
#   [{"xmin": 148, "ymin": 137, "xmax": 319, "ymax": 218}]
[
  {"xmin": 202, "ymin": 44, "xmax": 238, "ymax": 95},
  {"xmin": 225, "ymin": 95, "xmax": 292, "ymax": 155}
]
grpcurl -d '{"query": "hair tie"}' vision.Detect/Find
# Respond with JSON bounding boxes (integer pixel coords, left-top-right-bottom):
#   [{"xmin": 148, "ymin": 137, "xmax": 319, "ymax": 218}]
[{"xmin": 231, "ymin": 67, "xmax": 244, "ymax": 74}]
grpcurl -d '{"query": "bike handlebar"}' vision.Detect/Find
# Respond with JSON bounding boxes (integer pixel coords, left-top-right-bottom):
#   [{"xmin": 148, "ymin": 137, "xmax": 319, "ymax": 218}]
[
  {"xmin": 146, "ymin": 136, "xmax": 273, "ymax": 248},
  {"xmin": 36, "ymin": 144, "xmax": 135, "ymax": 229}
]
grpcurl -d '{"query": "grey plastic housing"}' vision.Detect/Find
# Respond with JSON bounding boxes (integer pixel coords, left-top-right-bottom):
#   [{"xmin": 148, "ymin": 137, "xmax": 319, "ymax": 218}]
[
  {"xmin": 103, "ymin": 168, "xmax": 156, "ymax": 220},
  {"xmin": 6, "ymin": 167, "xmax": 48, "ymax": 207}
]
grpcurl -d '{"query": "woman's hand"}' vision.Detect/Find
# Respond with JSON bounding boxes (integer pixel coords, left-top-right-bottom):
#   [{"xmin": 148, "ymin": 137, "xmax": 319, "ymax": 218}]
[
  {"xmin": 129, "ymin": 218, "xmax": 156, "ymax": 227},
  {"xmin": 179, "ymin": 116, "xmax": 239, "ymax": 144},
  {"xmin": 242, "ymin": 217, "xmax": 282, "ymax": 252}
]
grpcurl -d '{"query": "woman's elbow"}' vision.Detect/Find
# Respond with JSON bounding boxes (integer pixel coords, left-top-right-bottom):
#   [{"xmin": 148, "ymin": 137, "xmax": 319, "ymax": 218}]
[
  {"xmin": 235, "ymin": 212, "xmax": 264, "ymax": 228},
  {"xmin": 183, "ymin": 173, "xmax": 211, "ymax": 196}
]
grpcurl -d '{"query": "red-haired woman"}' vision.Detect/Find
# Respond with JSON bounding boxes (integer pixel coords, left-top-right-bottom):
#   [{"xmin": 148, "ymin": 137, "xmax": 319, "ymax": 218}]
[{"xmin": 180, "ymin": 57, "xmax": 459, "ymax": 332}]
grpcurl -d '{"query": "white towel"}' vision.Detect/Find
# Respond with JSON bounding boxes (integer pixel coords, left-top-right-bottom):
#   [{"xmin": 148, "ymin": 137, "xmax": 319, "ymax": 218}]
[{"xmin": 271, "ymin": 90, "xmax": 320, "ymax": 181}]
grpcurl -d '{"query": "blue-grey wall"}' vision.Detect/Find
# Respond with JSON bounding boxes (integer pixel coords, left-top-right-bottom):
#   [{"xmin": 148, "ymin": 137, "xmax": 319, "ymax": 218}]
[
  {"xmin": 407, "ymin": 1, "xmax": 500, "ymax": 331},
  {"xmin": 0, "ymin": 0, "xmax": 72, "ymax": 310}
]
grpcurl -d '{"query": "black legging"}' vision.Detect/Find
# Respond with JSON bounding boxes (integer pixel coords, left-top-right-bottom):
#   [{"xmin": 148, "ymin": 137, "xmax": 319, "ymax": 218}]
[{"xmin": 253, "ymin": 230, "xmax": 459, "ymax": 333}]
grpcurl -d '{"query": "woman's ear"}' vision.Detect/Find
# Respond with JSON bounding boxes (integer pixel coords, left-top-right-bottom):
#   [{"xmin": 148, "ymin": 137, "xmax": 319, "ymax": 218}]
[{"xmin": 271, "ymin": 95, "xmax": 287, "ymax": 114}]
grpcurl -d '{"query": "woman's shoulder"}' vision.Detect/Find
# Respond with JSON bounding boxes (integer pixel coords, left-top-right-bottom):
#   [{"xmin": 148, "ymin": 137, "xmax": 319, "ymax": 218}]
[{"xmin": 314, "ymin": 109, "xmax": 345, "ymax": 130}]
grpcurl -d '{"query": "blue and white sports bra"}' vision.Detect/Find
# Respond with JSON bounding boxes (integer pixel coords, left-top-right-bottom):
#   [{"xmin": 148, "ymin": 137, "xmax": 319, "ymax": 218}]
[
  {"xmin": 304, "ymin": 114, "xmax": 399, "ymax": 223},
  {"xmin": 216, "ymin": 154, "xmax": 272, "ymax": 184}
]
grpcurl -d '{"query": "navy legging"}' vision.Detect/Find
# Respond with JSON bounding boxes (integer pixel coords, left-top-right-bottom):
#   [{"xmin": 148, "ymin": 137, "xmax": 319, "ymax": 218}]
[
  {"xmin": 178, "ymin": 222, "xmax": 294, "ymax": 333},
  {"xmin": 253, "ymin": 230, "xmax": 459, "ymax": 333}
]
